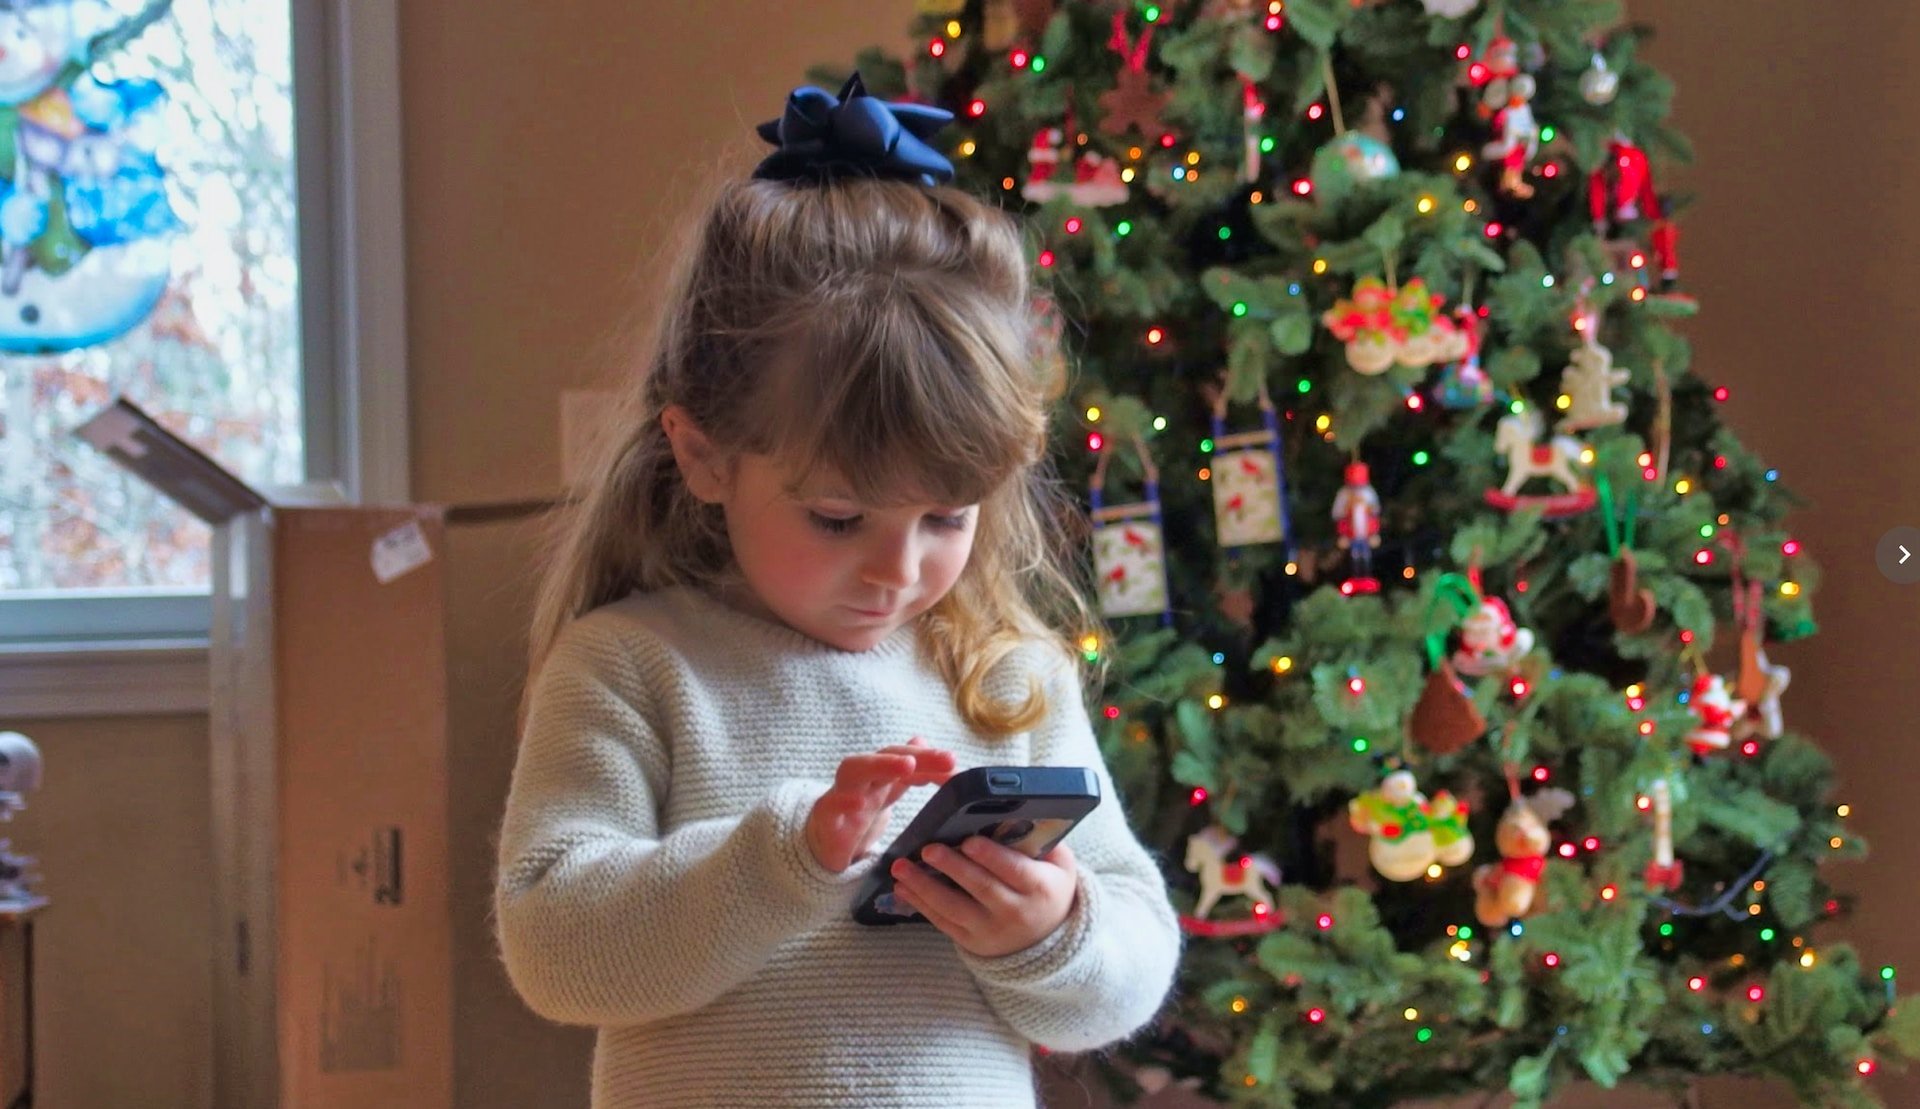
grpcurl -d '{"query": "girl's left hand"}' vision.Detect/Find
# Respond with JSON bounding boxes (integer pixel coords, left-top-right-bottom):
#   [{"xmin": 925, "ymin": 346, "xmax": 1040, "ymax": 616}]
[{"xmin": 890, "ymin": 838, "xmax": 1078, "ymax": 958}]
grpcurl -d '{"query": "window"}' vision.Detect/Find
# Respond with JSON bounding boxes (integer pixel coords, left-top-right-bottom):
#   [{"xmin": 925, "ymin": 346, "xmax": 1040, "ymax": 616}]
[{"xmin": 0, "ymin": 0, "xmax": 407, "ymax": 717}]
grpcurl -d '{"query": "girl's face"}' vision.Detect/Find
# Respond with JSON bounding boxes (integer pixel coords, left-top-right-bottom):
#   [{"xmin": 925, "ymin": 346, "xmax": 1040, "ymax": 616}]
[
  {"xmin": 663, "ymin": 408, "xmax": 979, "ymax": 652},
  {"xmin": 721, "ymin": 455, "xmax": 978, "ymax": 652}
]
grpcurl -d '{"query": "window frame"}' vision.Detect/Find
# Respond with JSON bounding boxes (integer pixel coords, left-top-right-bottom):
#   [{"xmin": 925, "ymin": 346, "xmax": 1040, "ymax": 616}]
[{"xmin": 0, "ymin": 0, "xmax": 409, "ymax": 719}]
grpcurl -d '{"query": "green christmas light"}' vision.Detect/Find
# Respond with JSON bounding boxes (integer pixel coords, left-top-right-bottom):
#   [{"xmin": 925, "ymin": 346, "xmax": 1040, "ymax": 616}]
[
  {"xmin": 1218, "ymin": 226, "xmax": 1232, "ymax": 241},
  {"xmin": 1700, "ymin": 524, "xmax": 1715, "ymax": 538},
  {"xmin": 1760, "ymin": 928, "xmax": 1776, "ymax": 942},
  {"xmin": 1260, "ymin": 136, "xmax": 1276, "ymax": 153},
  {"xmin": 1352, "ymin": 737, "xmax": 1369, "ymax": 753},
  {"xmin": 1232, "ymin": 301, "xmax": 1248, "ymax": 316},
  {"xmin": 1412, "ymin": 450, "xmax": 1430, "ymax": 466},
  {"xmin": 1509, "ymin": 400, "xmax": 1526, "ymax": 415},
  {"xmin": 1541, "ymin": 124, "xmax": 1556, "ymax": 143},
  {"xmin": 1457, "ymin": 926, "xmax": 1473, "ymax": 940},
  {"xmin": 1883, "ymin": 966, "xmax": 1897, "ymax": 981},
  {"xmin": 1660, "ymin": 923, "xmax": 1675, "ymax": 937},
  {"xmin": 1416, "ymin": 1027, "xmax": 1433, "ymax": 1043},
  {"xmin": 1031, "ymin": 55, "xmax": 1046, "ymax": 73},
  {"xmin": 1144, "ymin": 4, "xmax": 1161, "ymax": 21},
  {"xmin": 1116, "ymin": 220, "xmax": 1133, "ymax": 237},
  {"xmin": 1297, "ymin": 378, "xmax": 1312, "ymax": 395},
  {"xmin": 1200, "ymin": 438, "xmax": 1215, "ymax": 454}
]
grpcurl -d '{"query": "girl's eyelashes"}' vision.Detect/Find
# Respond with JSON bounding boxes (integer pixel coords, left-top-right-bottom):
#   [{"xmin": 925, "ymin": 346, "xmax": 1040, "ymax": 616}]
[
  {"xmin": 805, "ymin": 508, "xmax": 974, "ymax": 536},
  {"xmin": 808, "ymin": 511, "xmax": 860, "ymax": 535}
]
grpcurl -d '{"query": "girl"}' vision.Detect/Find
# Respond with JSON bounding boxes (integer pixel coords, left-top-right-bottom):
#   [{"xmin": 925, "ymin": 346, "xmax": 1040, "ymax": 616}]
[{"xmin": 494, "ymin": 74, "xmax": 1181, "ymax": 1108}]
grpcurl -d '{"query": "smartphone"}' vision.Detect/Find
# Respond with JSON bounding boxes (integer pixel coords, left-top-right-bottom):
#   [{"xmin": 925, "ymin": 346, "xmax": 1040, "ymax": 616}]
[{"xmin": 851, "ymin": 765, "xmax": 1101, "ymax": 926}]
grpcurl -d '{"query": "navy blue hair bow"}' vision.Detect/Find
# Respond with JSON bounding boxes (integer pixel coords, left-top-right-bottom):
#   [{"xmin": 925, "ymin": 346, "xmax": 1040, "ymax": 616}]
[{"xmin": 753, "ymin": 71, "xmax": 956, "ymax": 187}]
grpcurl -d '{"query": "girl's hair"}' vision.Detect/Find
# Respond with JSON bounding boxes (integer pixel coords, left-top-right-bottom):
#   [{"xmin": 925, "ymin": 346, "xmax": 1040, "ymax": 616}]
[{"xmin": 524, "ymin": 175, "xmax": 1097, "ymax": 737}]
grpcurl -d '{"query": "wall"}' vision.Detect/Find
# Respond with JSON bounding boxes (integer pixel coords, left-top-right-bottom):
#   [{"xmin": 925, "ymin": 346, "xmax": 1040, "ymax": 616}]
[{"xmin": 8, "ymin": 1, "xmax": 1917, "ymax": 1106}]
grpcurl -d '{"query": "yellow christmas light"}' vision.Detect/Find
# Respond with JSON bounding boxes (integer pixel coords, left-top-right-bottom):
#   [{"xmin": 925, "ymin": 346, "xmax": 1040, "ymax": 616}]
[
  {"xmin": 1208, "ymin": 694, "xmax": 1226, "ymax": 710},
  {"xmin": 1453, "ymin": 153, "xmax": 1473, "ymax": 172},
  {"xmin": 1781, "ymin": 582, "xmax": 1801, "ymax": 597},
  {"xmin": 1086, "ymin": 405, "xmax": 1102, "ymax": 421},
  {"xmin": 1080, "ymin": 634, "xmax": 1100, "ymax": 653},
  {"xmin": 947, "ymin": 20, "xmax": 962, "ymax": 36},
  {"xmin": 1675, "ymin": 478, "xmax": 1692, "ymax": 495},
  {"xmin": 1417, "ymin": 196, "xmax": 1435, "ymax": 214},
  {"xmin": 1313, "ymin": 258, "xmax": 1329, "ymax": 274},
  {"xmin": 1272, "ymin": 655, "xmax": 1295, "ymax": 674}
]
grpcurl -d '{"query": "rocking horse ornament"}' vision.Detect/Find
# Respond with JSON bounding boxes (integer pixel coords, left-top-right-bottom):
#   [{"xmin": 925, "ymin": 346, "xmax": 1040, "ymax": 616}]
[
  {"xmin": 1180, "ymin": 825, "xmax": 1283, "ymax": 936},
  {"xmin": 1483, "ymin": 406, "xmax": 1597, "ymax": 517}
]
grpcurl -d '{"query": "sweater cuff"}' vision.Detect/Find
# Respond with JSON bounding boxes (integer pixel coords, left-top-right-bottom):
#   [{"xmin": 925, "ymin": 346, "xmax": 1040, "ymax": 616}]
[
  {"xmin": 959, "ymin": 864, "xmax": 1101, "ymax": 986},
  {"xmin": 763, "ymin": 778, "xmax": 876, "ymax": 912}
]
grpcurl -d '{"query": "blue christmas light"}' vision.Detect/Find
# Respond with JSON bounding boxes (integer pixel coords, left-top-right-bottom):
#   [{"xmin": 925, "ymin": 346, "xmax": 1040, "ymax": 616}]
[
  {"xmin": 1702, "ymin": 1023, "xmax": 1715, "ymax": 1035},
  {"xmin": 1288, "ymin": 282, "xmax": 1302, "ymax": 296},
  {"xmin": 1510, "ymin": 922, "xmax": 1525, "ymax": 937},
  {"xmin": 1212, "ymin": 652, "xmax": 1226, "ymax": 665},
  {"xmin": 1765, "ymin": 469, "xmax": 1780, "ymax": 482},
  {"xmin": 1392, "ymin": 108, "xmax": 1406, "ymax": 121}
]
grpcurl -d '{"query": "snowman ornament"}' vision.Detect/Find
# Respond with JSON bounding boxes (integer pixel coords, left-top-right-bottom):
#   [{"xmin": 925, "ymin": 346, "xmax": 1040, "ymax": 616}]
[{"xmin": 1452, "ymin": 596, "xmax": 1535, "ymax": 677}]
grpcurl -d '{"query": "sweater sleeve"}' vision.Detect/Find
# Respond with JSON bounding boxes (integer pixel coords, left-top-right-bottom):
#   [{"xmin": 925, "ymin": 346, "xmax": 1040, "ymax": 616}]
[
  {"xmin": 958, "ymin": 648, "xmax": 1183, "ymax": 1052},
  {"xmin": 493, "ymin": 615, "xmax": 872, "ymax": 1028}
]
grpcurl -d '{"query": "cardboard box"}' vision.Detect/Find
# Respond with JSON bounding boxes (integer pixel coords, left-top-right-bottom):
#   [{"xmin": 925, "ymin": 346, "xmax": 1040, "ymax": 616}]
[{"xmin": 77, "ymin": 400, "xmax": 456, "ymax": 1109}]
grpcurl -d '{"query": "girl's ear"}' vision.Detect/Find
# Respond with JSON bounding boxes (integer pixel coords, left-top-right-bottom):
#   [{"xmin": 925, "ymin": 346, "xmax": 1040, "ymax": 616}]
[{"xmin": 660, "ymin": 405, "xmax": 730, "ymax": 504}]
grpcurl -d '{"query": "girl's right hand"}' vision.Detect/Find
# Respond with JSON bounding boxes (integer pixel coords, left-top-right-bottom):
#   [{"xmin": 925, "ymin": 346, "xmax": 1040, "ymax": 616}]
[{"xmin": 805, "ymin": 738, "xmax": 956, "ymax": 873}]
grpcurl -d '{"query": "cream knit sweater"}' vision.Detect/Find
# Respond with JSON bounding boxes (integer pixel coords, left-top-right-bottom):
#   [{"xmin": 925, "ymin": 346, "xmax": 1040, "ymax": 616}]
[{"xmin": 494, "ymin": 585, "xmax": 1182, "ymax": 1108}]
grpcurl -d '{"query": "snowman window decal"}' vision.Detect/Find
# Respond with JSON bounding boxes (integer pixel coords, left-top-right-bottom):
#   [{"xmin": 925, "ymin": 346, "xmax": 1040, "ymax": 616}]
[{"xmin": 0, "ymin": 0, "xmax": 179, "ymax": 353}]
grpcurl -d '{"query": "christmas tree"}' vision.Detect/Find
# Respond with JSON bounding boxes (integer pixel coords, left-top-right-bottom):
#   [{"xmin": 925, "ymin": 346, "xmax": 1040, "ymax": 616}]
[{"xmin": 807, "ymin": 1, "xmax": 1919, "ymax": 1104}]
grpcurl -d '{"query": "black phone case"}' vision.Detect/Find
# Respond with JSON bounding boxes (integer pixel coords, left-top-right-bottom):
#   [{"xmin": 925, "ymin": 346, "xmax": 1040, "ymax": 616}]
[{"xmin": 851, "ymin": 765, "xmax": 1101, "ymax": 926}]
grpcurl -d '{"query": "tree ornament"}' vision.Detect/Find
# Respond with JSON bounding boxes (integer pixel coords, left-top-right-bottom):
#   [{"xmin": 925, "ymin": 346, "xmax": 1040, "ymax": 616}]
[
  {"xmin": 1556, "ymin": 328, "xmax": 1631, "ymax": 433},
  {"xmin": 1466, "ymin": 34, "xmax": 1521, "ymax": 120},
  {"xmin": 1473, "ymin": 788, "xmax": 1576, "ymax": 925},
  {"xmin": 1348, "ymin": 769, "xmax": 1474, "ymax": 882},
  {"xmin": 1411, "ymin": 573, "xmax": 1488, "ymax": 754},
  {"xmin": 1183, "ymin": 825, "xmax": 1281, "ymax": 920},
  {"xmin": 1410, "ymin": 662, "xmax": 1485, "ymax": 755},
  {"xmin": 1452, "ymin": 594, "xmax": 1535, "ymax": 677},
  {"xmin": 1483, "ymin": 73, "xmax": 1539, "ymax": 199},
  {"xmin": 1097, "ymin": 12, "xmax": 1171, "ymax": 138},
  {"xmin": 1644, "ymin": 777, "xmax": 1683, "ymax": 890},
  {"xmin": 1206, "ymin": 382, "xmax": 1293, "ymax": 551},
  {"xmin": 1323, "ymin": 276, "xmax": 1459, "ymax": 375},
  {"xmin": 1332, "ymin": 460, "xmax": 1381, "ymax": 595},
  {"xmin": 1685, "ymin": 674, "xmax": 1746, "ymax": 754},
  {"xmin": 1484, "ymin": 406, "xmax": 1596, "ymax": 516},
  {"xmin": 1598, "ymin": 473, "xmax": 1657, "ymax": 634},
  {"xmin": 1090, "ymin": 439, "xmax": 1172, "ymax": 620},
  {"xmin": 1435, "ymin": 306, "xmax": 1495, "ymax": 409},
  {"xmin": 1421, "ymin": 0, "xmax": 1479, "ymax": 17},
  {"xmin": 1021, "ymin": 124, "xmax": 1069, "ymax": 202},
  {"xmin": 1310, "ymin": 81, "xmax": 1400, "ymax": 194},
  {"xmin": 1579, "ymin": 50, "xmax": 1620, "ymax": 106},
  {"xmin": 1744, "ymin": 647, "xmax": 1791, "ymax": 739},
  {"xmin": 1241, "ymin": 79, "xmax": 1266, "ymax": 184},
  {"xmin": 1589, "ymin": 133, "xmax": 1681, "ymax": 287}
]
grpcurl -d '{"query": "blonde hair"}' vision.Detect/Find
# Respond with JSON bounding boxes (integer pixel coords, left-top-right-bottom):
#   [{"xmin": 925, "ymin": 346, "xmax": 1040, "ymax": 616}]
[{"xmin": 524, "ymin": 175, "xmax": 1098, "ymax": 737}]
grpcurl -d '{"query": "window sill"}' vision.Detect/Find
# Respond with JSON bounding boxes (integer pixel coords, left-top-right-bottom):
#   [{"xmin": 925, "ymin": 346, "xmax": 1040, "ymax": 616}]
[{"xmin": 0, "ymin": 640, "xmax": 210, "ymax": 720}]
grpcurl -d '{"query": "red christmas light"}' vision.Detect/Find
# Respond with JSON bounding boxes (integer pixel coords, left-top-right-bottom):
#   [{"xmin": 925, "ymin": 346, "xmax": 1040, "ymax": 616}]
[
  {"xmin": 1103, "ymin": 705, "xmax": 1120, "ymax": 719},
  {"xmin": 1688, "ymin": 976, "xmax": 1706, "ymax": 991},
  {"xmin": 1010, "ymin": 49, "xmax": 1030, "ymax": 68},
  {"xmin": 1307, "ymin": 1007, "xmax": 1326, "ymax": 1024},
  {"xmin": 1714, "ymin": 386, "xmax": 1731, "ymax": 402},
  {"xmin": 1316, "ymin": 913, "xmax": 1334, "ymax": 931},
  {"xmin": 1543, "ymin": 953, "xmax": 1561, "ymax": 968},
  {"xmin": 1038, "ymin": 250, "xmax": 1055, "ymax": 268},
  {"xmin": 1292, "ymin": 178, "xmax": 1313, "ymax": 196},
  {"xmin": 1348, "ymin": 677, "xmax": 1366, "ymax": 695},
  {"xmin": 1087, "ymin": 432, "xmax": 1104, "ymax": 451},
  {"xmin": 929, "ymin": 38, "xmax": 947, "ymax": 58},
  {"xmin": 1146, "ymin": 326, "xmax": 1166, "ymax": 345},
  {"xmin": 1190, "ymin": 787, "xmax": 1208, "ymax": 805},
  {"xmin": 1532, "ymin": 766, "xmax": 1550, "ymax": 782},
  {"xmin": 1747, "ymin": 985, "xmax": 1765, "ymax": 1003},
  {"xmin": 1064, "ymin": 217, "xmax": 1082, "ymax": 234},
  {"xmin": 1783, "ymin": 540, "xmax": 1801, "ymax": 556},
  {"xmin": 967, "ymin": 98, "xmax": 986, "ymax": 118}
]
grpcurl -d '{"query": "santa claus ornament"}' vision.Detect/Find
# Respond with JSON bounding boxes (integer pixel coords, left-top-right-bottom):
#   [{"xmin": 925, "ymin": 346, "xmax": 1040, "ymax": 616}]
[
  {"xmin": 1453, "ymin": 594, "xmax": 1536, "ymax": 677},
  {"xmin": 1482, "ymin": 73, "xmax": 1540, "ymax": 199},
  {"xmin": 1684, "ymin": 673, "xmax": 1746, "ymax": 755},
  {"xmin": 1589, "ymin": 132, "xmax": 1681, "ymax": 287}
]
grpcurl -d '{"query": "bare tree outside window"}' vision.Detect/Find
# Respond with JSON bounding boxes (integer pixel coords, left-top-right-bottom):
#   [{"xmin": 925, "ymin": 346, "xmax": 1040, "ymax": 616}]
[{"xmin": 0, "ymin": 0, "xmax": 299, "ymax": 596}]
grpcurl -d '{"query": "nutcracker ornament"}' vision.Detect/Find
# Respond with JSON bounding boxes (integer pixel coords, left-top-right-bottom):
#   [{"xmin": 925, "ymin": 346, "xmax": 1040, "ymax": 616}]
[
  {"xmin": 1684, "ymin": 673, "xmax": 1746, "ymax": 754},
  {"xmin": 1348, "ymin": 769, "xmax": 1475, "ymax": 883},
  {"xmin": 1332, "ymin": 460, "xmax": 1381, "ymax": 595},
  {"xmin": 1589, "ymin": 133, "xmax": 1681, "ymax": 287}
]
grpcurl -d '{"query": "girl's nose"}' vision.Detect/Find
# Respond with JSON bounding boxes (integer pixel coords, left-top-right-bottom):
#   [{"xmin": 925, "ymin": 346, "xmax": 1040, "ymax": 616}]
[{"xmin": 861, "ymin": 534, "xmax": 918, "ymax": 590}]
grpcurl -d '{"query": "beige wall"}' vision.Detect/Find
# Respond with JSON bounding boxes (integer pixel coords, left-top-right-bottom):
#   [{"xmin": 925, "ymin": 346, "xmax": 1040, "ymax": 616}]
[{"xmin": 10, "ymin": 1, "xmax": 1918, "ymax": 1106}]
